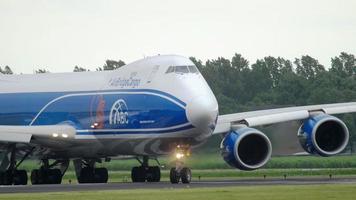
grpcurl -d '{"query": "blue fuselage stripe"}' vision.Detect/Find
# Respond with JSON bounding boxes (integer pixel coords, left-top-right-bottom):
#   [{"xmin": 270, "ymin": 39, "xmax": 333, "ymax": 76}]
[
  {"xmin": 76, "ymin": 124, "xmax": 195, "ymax": 135},
  {"xmin": 0, "ymin": 89, "xmax": 190, "ymax": 135}
]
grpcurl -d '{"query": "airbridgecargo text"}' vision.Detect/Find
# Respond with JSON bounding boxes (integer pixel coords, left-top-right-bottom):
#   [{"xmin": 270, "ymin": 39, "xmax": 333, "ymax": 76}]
[{"xmin": 109, "ymin": 77, "xmax": 141, "ymax": 88}]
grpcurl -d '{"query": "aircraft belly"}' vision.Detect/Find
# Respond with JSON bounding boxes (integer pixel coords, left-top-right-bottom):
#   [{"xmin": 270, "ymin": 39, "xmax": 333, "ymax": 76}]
[
  {"xmin": 44, "ymin": 138, "xmax": 200, "ymax": 158},
  {"xmin": 36, "ymin": 127, "xmax": 207, "ymax": 159}
]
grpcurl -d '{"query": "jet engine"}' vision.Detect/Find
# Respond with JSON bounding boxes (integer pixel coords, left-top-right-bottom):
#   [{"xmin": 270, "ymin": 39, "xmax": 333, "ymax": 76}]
[
  {"xmin": 298, "ymin": 114, "xmax": 349, "ymax": 156},
  {"xmin": 220, "ymin": 127, "xmax": 272, "ymax": 170}
]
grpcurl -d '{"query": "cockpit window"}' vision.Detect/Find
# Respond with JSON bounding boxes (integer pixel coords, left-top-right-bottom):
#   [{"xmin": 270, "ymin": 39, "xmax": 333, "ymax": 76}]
[
  {"xmin": 188, "ymin": 65, "xmax": 199, "ymax": 73},
  {"xmin": 165, "ymin": 65, "xmax": 200, "ymax": 74},
  {"xmin": 175, "ymin": 66, "xmax": 189, "ymax": 73},
  {"xmin": 166, "ymin": 66, "xmax": 175, "ymax": 73}
]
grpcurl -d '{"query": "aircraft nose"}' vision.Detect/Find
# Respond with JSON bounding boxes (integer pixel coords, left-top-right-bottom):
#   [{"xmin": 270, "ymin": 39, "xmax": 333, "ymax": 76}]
[{"xmin": 186, "ymin": 95, "xmax": 218, "ymax": 129}]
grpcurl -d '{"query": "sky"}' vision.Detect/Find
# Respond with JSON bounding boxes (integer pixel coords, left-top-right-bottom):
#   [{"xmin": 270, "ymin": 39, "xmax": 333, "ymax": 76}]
[{"xmin": 0, "ymin": 0, "xmax": 355, "ymax": 74}]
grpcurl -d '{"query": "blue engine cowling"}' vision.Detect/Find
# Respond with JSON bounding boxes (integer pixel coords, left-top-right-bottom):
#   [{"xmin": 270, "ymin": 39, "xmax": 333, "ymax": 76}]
[
  {"xmin": 298, "ymin": 114, "xmax": 349, "ymax": 156},
  {"xmin": 220, "ymin": 127, "xmax": 272, "ymax": 170}
]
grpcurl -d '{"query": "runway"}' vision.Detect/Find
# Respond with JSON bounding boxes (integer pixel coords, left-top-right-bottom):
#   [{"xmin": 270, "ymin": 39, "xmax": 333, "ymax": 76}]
[{"xmin": 1, "ymin": 177, "xmax": 356, "ymax": 193}]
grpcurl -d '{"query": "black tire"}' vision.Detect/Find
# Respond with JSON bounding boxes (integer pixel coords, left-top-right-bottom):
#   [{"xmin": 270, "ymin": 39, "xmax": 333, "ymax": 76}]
[
  {"xmin": 94, "ymin": 168, "xmax": 108, "ymax": 183},
  {"xmin": 131, "ymin": 167, "xmax": 145, "ymax": 182},
  {"xmin": 0, "ymin": 172, "xmax": 4, "ymax": 185},
  {"xmin": 78, "ymin": 167, "xmax": 94, "ymax": 183},
  {"xmin": 169, "ymin": 168, "xmax": 180, "ymax": 184},
  {"xmin": 13, "ymin": 170, "xmax": 28, "ymax": 185},
  {"xmin": 48, "ymin": 169, "xmax": 62, "ymax": 184},
  {"xmin": 146, "ymin": 166, "xmax": 160, "ymax": 182},
  {"xmin": 31, "ymin": 168, "xmax": 62, "ymax": 185},
  {"xmin": 31, "ymin": 169, "xmax": 40, "ymax": 185},
  {"xmin": 131, "ymin": 167, "xmax": 138, "ymax": 182},
  {"xmin": 181, "ymin": 167, "xmax": 191, "ymax": 184},
  {"xmin": 152, "ymin": 166, "xmax": 161, "ymax": 182},
  {"xmin": 1, "ymin": 171, "xmax": 13, "ymax": 185}
]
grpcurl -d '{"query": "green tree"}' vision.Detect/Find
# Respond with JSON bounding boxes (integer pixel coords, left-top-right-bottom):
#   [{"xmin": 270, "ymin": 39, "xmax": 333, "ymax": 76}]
[
  {"xmin": 0, "ymin": 66, "xmax": 13, "ymax": 74},
  {"xmin": 273, "ymin": 72, "xmax": 308, "ymax": 105},
  {"xmin": 206, "ymin": 57, "xmax": 243, "ymax": 101},
  {"xmin": 294, "ymin": 55, "xmax": 325, "ymax": 80},
  {"xmin": 189, "ymin": 57, "xmax": 204, "ymax": 70},
  {"xmin": 97, "ymin": 59, "xmax": 126, "ymax": 71},
  {"xmin": 73, "ymin": 66, "xmax": 89, "ymax": 72},
  {"xmin": 231, "ymin": 53, "xmax": 249, "ymax": 72},
  {"xmin": 35, "ymin": 69, "xmax": 50, "ymax": 74},
  {"xmin": 331, "ymin": 52, "xmax": 356, "ymax": 77},
  {"xmin": 249, "ymin": 59, "xmax": 274, "ymax": 96}
]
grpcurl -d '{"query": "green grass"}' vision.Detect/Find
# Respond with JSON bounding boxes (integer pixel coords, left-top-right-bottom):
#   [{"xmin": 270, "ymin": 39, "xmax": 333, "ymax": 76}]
[
  {"xmin": 15, "ymin": 154, "xmax": 356, "ymax": 184},
  {"xmin": 14, "ymin": 167, "xmax": 356, "ymax": 184},
  {"xmin": 184, "ymin": 154, "xmax": 356, "ymax": 169},
  {"xmin": 1, "ymin": 184, "xmax": 356, "ymax": 200},
  {"xmin": 57, "ymin": 168, "xmax": 356, "ymax": 184},
  {"xmin": 17, "ymin": 154, "xmax": 356, "ymax": 172}
]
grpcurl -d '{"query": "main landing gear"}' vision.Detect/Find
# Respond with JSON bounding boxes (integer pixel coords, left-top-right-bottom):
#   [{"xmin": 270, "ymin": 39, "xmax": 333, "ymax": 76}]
[
  {"xmin": 73, "ymin": 159, "xmax": 108, "ymax": 183},
  {"xmin": 131, "ymin": 156, "xmax": 161, "ymax": 182},
  {"xmin": 0, "ymin": 169, "xmax": 28, "ymax": 185},
  {"xmin": 169, "ymin": 145, "xmax": 192, "ymax": 184},
  {"xmin": 31, "ymin": 159, "xmax": 69, "ymax": 184},
  {"xmin": 0, "ymin": 145, "xmax": 32, "ymax": 185}
]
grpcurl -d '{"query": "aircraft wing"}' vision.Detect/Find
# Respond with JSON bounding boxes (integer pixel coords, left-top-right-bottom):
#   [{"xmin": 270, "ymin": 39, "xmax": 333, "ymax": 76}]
[
  {"xmin": 0, "ymin": 125, "xmax": 76, "ymax": 143},
  {"xmin": 214, "ymin": 102, "xmax": 356, "ymax": 134}
]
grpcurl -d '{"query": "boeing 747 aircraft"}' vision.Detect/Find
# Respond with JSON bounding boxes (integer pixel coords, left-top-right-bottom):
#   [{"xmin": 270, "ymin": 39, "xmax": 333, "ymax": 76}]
[{"xmin": 0, "ymin": 55, "xmax": 355, "ymax": 185}]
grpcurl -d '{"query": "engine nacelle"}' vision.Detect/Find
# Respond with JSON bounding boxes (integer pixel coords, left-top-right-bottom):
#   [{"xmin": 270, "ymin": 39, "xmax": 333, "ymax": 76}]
[
  {"xmin": 298, "ymin": 114, "xmax": 349, "ymax": 156},
  {"xmin": 220, "ymin": 127, "xmax": 272, "ymax": 170}
]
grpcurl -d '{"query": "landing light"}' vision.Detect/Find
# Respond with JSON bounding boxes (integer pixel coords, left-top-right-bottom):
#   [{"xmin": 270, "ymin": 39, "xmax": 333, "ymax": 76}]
[
  {"xmin": 52, "ymin": 133, "xmax": 59, "ymax": 137},
  {"xmin": 91, "ymin": 122, "xmax": 100, "ymax": 129},
  {"xmin": 62, "ymin": 134, "xmax": 69, "ymax": 138},
  {"xmin": 176, "ymin": 153, "xmax": 184, "ymax": 159}
]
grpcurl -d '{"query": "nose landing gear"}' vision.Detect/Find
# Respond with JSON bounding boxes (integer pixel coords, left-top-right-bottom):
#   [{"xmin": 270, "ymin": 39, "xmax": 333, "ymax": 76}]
[
  {"xmin": 169, "ymin": 145, "xmax": 192, "ymax": 184},
  {"xmin": 170, "ymin": 166, "xmax": 192, "ymax": 184}
]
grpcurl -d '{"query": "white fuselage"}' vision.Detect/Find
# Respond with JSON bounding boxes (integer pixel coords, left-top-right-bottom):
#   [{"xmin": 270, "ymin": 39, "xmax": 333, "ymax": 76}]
[{"xmin": 0, "ymin": 55, "xmax": 218, "ymax": 158}]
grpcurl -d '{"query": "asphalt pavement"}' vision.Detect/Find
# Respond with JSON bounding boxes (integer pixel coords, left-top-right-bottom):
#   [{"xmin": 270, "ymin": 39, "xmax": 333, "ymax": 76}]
[{"xmin": 1, "ymin": 177, "xmax": 356, "ymax": 193}]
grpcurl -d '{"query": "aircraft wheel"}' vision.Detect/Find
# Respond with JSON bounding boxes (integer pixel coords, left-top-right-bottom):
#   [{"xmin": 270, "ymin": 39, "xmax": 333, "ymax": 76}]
[
  {"xmin": 13, "ymin": 170, "xmax": 28, "ymax": 185},
  {"xmin": 31, "ymin": 169, "xmax": 62, "ymax": 184},
  {"xmin": 31, "ymin": 169, "xmax": 48, "ymax": 184},
  {"xmin": 0, "ymin": 170, "xmax": 13, "ymax": 185},
  {"xmin": 48, "ymin": 169, "xmax": 62, "ymax": 184},
  {"xmin": 181, "ymin": 167, "xmax": 191, "ymax": 184},
  {"xmin": 146, "ymin": 166, "xmax": 160, "ymax": 182},
  {"xmin": 169, "ymin": 168, "xmax": 180, "ymax": 184},
  {"xmin": 131, "ymin": 167, "xmax": 146, "ymax": 182},
  {"xmin": 94, "ymin": 168, "xmax": 108, "ymax": 183},
  {"xmin": 31, "ymin": 169, "xmax": 41, "ymax": 184},
  {"xmin": 78, "ymin": 167, "xmax": 94, "ymax": 183},
  {"xmin": 0, "ymin": 172, "xmax": 3, "ymax": 185}
]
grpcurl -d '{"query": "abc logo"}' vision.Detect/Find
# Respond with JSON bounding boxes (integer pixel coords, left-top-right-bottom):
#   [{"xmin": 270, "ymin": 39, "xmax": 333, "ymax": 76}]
[{"xmin": 109, "ymin": 99, "xmax": 129, "ymax": 125}]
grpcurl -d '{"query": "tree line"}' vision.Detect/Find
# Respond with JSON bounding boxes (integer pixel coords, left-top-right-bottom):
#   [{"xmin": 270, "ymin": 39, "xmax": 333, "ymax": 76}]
[
  {"xmin": 0, "ymin": 59, "xmax": 126, "ymax": 74},
  {"xmin": 189, "ymin": 52, "xmax": 355, "ymax": 147},
  {"xmin": 190, "ymin": 52, "xmax": 355, "ymax": 114},
  {"xmin": 1, "ymin": 53, "xmax": 355, "ymax": 146}
]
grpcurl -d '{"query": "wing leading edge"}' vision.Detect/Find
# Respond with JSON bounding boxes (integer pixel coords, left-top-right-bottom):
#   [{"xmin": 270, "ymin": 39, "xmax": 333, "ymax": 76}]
[{"xmin": 214, "ymin": 102, "xmax": 356, "ymax": 134}]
